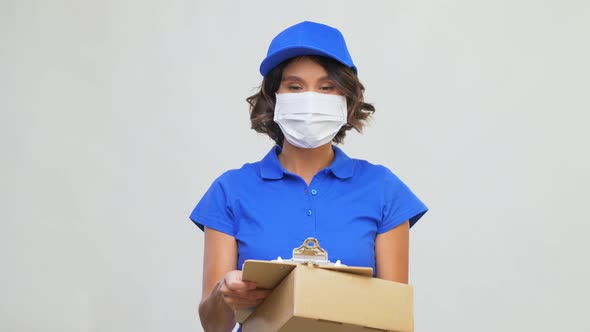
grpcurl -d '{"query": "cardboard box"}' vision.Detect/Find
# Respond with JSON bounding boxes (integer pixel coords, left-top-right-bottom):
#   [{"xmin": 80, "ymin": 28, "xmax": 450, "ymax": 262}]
[{"xmin": 237, "ymin": 260, "xmax": 414, "ymax": 332}]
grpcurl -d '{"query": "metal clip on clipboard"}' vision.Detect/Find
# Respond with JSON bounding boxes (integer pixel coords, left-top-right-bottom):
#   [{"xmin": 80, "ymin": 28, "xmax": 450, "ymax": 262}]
[{"xmin": 275, "ymin": 237, "xmax": 344, "ymax": 267}]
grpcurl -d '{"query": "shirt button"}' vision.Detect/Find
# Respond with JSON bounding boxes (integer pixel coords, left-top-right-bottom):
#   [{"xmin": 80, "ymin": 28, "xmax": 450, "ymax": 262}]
[
  {"xmin": 311, "ymin": 189, "xmax": 318, "ymax": 195},
  {"xmin": 307, "ymin": 209, "xmax": 312, "ymax": 216}
]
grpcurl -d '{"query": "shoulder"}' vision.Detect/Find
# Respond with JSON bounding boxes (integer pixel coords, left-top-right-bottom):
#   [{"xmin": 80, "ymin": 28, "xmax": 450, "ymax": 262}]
[
  {"xmin": 212, "ymin": 146, "xmax": 280, "ymax": 185},
  {"xmin": 331, "ymin": 146, "xmax": 399, "ymax": 182},
  {"xmin": 351, "ymin": 157, "xmax": 401, "ymax": 182},
  {"xmin": 347, "ymin": 157, "xmax": 415, "ymax": 198},
  {"xmin": 211, "ymin": 161, "xmax": 262, "ymax": 187}
]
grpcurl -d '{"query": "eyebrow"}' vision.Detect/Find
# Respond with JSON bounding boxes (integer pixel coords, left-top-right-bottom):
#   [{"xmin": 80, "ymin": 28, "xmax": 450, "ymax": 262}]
[{"xmin": 281, "ymin": 75, "xmax": 332, "ymax": 82}]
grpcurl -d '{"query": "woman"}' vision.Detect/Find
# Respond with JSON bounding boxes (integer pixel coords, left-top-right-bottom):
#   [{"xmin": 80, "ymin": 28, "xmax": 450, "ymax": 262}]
[{"xmin": 191, "ymin": 21, "xmax": 428, "ymax": 331}]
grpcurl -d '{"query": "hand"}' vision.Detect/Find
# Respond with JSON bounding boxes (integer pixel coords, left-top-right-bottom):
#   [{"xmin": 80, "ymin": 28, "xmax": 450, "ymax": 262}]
[{"xmin": 219, "ymin": 270, "xmax": 272, "ymax": 312}]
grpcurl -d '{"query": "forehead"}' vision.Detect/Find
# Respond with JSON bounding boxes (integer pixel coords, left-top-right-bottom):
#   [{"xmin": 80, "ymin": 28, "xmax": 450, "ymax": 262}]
[{"xmin": 281, "ymin": 57, "xmax": 329, "ymax": 79}]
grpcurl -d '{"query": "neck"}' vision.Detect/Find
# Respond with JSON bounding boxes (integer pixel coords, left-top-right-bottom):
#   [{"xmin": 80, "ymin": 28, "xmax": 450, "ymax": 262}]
[{"xmin": 278, "ymin": 141, "xmax": 335, "ymax": 185}]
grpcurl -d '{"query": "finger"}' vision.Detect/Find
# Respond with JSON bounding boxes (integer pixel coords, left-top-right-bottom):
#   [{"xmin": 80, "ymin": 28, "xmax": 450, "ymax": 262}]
[
  {"xmin": 222, "ymin": 295, "xmax": 265, "ymax": 310},
  {"xmin": 244, "ymin": 288, "xmax": 272, "ymax": 301},
  {"xmin": 223, "ymin": 287, "xmax": 272, "ymax": 301},
  {"xmin": 223, "ymin": 295, "xmax": 263, "ymax": 306},
  {"xmin": 220, "ymin": 282, "xmax": 256, "ymax": 299},
  {"xmin": 224, "ymin": 273, "xmax": 257, "ymax": 291},
  {"xmin": 221, "ymin": 289, "xmax": 262, "ymax": 301}
]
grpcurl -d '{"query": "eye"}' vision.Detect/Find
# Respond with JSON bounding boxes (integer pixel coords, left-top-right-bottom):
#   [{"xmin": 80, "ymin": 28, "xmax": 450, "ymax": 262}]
[
  {"xmin": 319, "ymin": 85, "xmax": 335, "ymax": 92},
  {"xmin": 279, "ymin": 81, "xmax": 304, "ymax": 92}
]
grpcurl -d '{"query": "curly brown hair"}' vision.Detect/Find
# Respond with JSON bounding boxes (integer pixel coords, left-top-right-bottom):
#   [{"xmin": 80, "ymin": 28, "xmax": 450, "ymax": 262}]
[{"xmin": 247, "ymin": 55, "xmax": 375, "ymax": 146}]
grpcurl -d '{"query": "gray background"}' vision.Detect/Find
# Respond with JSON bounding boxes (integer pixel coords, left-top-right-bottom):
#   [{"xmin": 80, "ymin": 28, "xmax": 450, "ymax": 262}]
[{"xmin": 2, "ymin": 0, "xmax": 589, "ymax": 331}]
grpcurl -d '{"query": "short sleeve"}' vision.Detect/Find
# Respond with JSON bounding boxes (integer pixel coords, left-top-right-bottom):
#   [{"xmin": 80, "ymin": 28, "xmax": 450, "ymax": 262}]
[
  {"xmin": 189, "ymin": 174, "xmax": 236, "ymax": 236},
  {"xmin": 379, "ymin": 169, "xmax": 428, "ymax": 234}
]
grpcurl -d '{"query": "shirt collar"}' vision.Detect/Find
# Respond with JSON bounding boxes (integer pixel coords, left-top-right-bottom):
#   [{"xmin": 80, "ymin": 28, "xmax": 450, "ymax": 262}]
[
  {"xmin": 328, "ymin": 145, "xmax": 354, "ymax": 179},
  {"xmin": 259, "ymin": 145, "xmax": 285, "ymax": 180},
  {"xmin": 260, "ymin": 145, "xmax": 355, "ymax": 180}
]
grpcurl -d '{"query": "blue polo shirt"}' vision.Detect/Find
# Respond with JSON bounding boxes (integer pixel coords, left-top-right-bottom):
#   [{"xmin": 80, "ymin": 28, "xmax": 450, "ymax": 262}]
[{"xmin": 190, "ymin": 145, "xmax": 427, "ymax": 273}]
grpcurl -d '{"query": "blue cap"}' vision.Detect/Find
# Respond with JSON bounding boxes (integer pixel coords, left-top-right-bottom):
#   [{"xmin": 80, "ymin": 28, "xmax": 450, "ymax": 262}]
[{"xmin": 260, "ymin": 21, "xmax": 357, "ymax": 76}]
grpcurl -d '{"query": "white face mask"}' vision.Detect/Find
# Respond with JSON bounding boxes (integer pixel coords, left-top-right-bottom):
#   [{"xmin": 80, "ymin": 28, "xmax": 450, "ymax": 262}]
[{"xmin": 274, "ymin": 92, "xmax": 348, "ymax": 149}]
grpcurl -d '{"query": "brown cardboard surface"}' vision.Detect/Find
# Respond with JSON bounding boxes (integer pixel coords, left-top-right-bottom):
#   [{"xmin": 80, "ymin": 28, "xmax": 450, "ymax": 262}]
[
  {"xmin": 272, "ymin": 317, "xmax": 393, "ymax": 332},
  {"xmin": 236, "ymin": 260, "xmax": 298, "ymax": 323},
  {"xmin": 292, "ymin": 266, "xmax": 413, "ymax": 331},
  {"xmin": 240, "ymin": 260, "xmax": 413, "ymax": 332},
  {"xmin": 237, "ymin": 260, "xmax": 374, "ymax": 323},
  {"xmin": 240, "ymin": 266, "xmax": 298, "ymax": 330},
  {"xmin": 241, "ymin": 260, "xmax": 374, "ymax": 284},
  {"xmin": 242, "ymin": 260, "xmax": 299, "ymax": 289}
]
